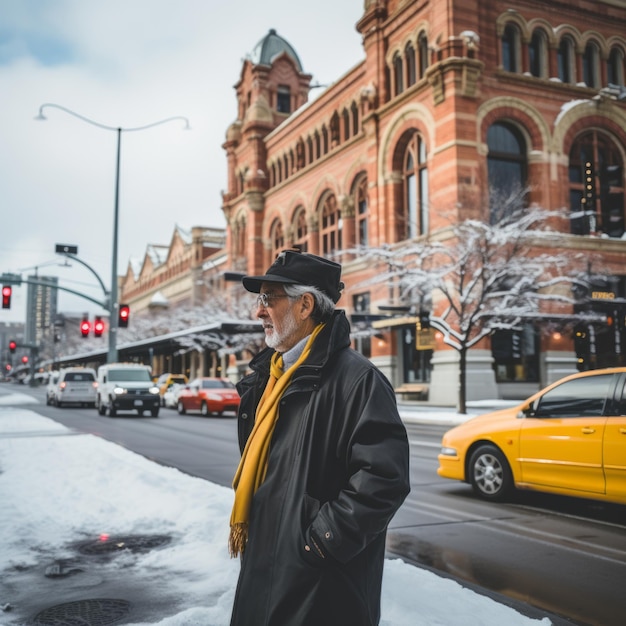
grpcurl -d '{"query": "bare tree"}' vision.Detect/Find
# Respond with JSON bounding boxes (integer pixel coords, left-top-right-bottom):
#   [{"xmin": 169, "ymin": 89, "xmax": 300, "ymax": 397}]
[{"xmin": 350, "ymin": 204, "xmax": 588, "ymax": 413}]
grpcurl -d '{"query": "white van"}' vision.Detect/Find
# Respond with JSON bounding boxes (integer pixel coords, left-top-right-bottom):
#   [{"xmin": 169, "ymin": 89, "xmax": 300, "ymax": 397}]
[{"xmin": 96, "ymin": 363, "xmax": 160, "ymax": 417}]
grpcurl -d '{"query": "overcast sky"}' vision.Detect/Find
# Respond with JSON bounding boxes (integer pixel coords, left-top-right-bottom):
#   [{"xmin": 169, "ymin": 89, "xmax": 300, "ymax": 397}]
[{"xmin": 0, "ymin": 0, "xmax": 364, "ymax": 323}]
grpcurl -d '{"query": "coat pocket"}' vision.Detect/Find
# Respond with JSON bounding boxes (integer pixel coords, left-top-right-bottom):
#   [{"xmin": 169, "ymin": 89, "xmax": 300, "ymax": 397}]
[{"xmin": 299, "ymin": 493, "xmax": 327, "ymax": 567}]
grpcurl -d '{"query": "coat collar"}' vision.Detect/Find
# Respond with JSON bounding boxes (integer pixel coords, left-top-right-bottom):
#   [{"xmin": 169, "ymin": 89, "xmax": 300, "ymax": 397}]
[{"xmin": 249, "ymin": 310, "xmax": 351, "ymax": 376}]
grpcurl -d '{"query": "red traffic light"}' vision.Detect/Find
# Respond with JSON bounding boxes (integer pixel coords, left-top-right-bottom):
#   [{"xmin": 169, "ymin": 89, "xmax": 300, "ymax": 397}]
[
  {"xmin": 94, "ymin": 316, "xmax": 105, "ymax": 337},
  {"xmin": 80, "ymin": 318, "xmax": 90, "ymax": 337},
  {"xmin": 2, "ymin": 285, "xmax": 12, "ymax": 309},
  {"xmin": 21, "ymin": 355, "xmax": 28, "ymax": 364},
  {"xmin": 9, "ymin": 340, "xmax": 17, "ymax": 353},
  {"xmin": 118, "ymin": 304, "xmax": 130, "ymax": 328}
]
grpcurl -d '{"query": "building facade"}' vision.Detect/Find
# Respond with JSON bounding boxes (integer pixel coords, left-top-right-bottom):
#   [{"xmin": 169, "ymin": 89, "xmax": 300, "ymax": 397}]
[
  {"xmin": 120, "ymin": 225, "xmax": 226, "ymax": 315},
  {"xmin": 25, "ymin": 275, "xmax": 58, "ymax": 349},
  {"xmin": 219, "ymin": 0, "xmax": 626, "ymax": 402}
]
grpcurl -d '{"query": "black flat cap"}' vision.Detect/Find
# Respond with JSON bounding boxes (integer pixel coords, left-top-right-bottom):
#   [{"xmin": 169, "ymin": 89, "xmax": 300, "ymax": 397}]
[{"xmin": 242, "ymin": 249, "xmax": 344, "ymax": 303}]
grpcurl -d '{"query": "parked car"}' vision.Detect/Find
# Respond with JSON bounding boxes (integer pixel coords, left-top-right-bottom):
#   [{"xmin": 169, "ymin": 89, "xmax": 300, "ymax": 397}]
[
  {"xmin": 52, "ymin": 367, "xmax": 98, "ymax": 408},
  {"xmin": 156, "ymin": 373, "xmax": 188, "ymax": 404},
  {"xmin": 96, "ymin": 363, "xmax": 160, "ymax": 417},
  {"xmin": 177, "ymin": 377, "xmax": 240, "ymax": 416},
  {"xmin": 45, "ymin": 371, "xmax": 60, "ymax": 405},
  {"xmin": 437, "ymin": 367, "xmax": 626, "ymax": 505},
  {"xmin": 162, "ymin": 382, "xmax": 184, "ymax": 409}
]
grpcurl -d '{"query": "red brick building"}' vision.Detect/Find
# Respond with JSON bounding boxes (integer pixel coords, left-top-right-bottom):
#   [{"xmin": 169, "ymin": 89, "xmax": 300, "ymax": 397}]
[
  {"xmin": 219, "ymin": 0, "xmax": 626, "ymax": 402},
  {"xmin": 120, "ymin": 225, "xmax": 226, "ymax": 313}
]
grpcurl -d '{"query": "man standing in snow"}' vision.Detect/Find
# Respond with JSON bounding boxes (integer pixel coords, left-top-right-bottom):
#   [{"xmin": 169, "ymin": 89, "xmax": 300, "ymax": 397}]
[{"xmin": 229, "ymin": 249, "xmax": 410, "ymax": 626}]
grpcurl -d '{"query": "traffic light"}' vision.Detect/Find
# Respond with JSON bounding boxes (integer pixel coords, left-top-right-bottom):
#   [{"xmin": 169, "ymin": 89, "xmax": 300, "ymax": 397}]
[
  {"xmin": 419, "ymin": 309, "xmax": 431, "ymax": 329},
  {"xmin": 80, "ymin": 317, "xmax": 90, "ymax": 337},
  {"xmin": 94, "ymin": 316, "xmax": 105, "ymax": 337},
  {"xmin": 118, "ymin": 304, "xmax": 130, "ymax": 328},
  {"xmin": 9, "ymin": 340, "xmax": 17, "ymax": 353},
  {"xmin": 2, "ymin": 285, "xmax": 11, "ymax": 309},
  {"xmin": 21, "ymin": 355, "xmax": 28, "ymax": 364},
  {"xmin": 573, "ymin": 324, "xmax": 590, "ymax": 371}
]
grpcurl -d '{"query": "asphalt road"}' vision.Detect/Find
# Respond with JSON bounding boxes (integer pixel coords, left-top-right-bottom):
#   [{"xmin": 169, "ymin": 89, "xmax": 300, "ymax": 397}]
[{"xmin": 6, "ymin": 384, "xmax": 626, "ymax": 626}]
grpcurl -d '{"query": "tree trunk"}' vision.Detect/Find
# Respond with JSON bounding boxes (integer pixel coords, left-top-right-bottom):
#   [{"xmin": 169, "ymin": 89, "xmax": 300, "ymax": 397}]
[{"xmin": 458, "ymin": 346, "xmax": 467, "ymax": 414}]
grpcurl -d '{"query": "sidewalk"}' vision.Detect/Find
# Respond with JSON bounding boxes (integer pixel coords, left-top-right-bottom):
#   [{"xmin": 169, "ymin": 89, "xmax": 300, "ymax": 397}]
[
  {"xmin": 397, "ymin": 397, "xmax": 521, "ymax": 425},
  {"xmin": 0, "ymin": 388, "xmax": 554, "ymax": 626}
]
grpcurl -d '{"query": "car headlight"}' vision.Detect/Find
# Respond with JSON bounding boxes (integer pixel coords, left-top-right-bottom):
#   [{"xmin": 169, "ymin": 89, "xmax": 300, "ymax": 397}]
[
  {"xmin": 113, "ymin": 386, "xmax": 127, "ymax": 395},
  {"xmin": 149, "ymin": 386, "xmax": 160, "ymax": 395},
  {"xmin": 440, "ymin": 446, "xmax": 458, "ymax": 457}
]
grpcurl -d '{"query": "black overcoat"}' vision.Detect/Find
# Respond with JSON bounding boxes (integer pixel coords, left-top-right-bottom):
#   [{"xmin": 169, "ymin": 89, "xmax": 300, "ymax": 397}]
[{"xmin": 230, "ymin": 311, "xmax": 411, "ymax": 626}]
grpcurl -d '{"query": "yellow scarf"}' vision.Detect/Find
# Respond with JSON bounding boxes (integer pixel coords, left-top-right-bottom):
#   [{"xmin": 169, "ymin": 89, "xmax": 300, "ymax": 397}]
[{"xmin": 229, "ymin": 323, "xmax": 325, "ymax": 558}]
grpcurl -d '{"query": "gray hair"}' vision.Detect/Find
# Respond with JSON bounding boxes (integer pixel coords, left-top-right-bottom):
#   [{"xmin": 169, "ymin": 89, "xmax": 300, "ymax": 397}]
[{"xmin": 284, "ymin": 284, "xmax": 335, "ymax": 322}]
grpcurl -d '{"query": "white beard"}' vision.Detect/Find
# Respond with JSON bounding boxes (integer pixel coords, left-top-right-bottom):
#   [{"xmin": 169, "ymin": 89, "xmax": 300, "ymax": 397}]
[{"xmin": 264, "ymin": 306, "xmax": 300, "ymax": 352}]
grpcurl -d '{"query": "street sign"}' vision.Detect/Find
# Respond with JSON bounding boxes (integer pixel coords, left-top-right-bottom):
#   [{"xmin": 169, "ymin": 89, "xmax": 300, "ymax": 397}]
[
  {"xmin": 55, "ymin": 244, "xmax": 79, "ymax": 255},
  {"xmin": 0, "ymin": 273, "xmax": 22, "ymax": 286}
]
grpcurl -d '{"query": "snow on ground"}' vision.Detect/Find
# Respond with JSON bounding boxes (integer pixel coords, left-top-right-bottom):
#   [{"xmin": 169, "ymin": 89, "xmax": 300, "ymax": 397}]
[{"xmin": 0, "ymin": 392, "xmax": 550, "ymax": 625}]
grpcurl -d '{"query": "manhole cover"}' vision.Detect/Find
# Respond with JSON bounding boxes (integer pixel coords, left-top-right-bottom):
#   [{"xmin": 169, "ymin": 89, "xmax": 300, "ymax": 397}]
[
  {"xmin": 78, "ymin": 534, "xmax": 171, "ymax": 555},
  {"xmin": 32, "ymin": 598, "xmax": 130, "ymax": 625}
]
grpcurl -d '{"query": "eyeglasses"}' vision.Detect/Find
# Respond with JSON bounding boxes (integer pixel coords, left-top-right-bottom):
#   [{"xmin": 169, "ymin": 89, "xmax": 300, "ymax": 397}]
[{"xmin": 256, "ymin": 293, "xmax": 290, "ymax": 309}]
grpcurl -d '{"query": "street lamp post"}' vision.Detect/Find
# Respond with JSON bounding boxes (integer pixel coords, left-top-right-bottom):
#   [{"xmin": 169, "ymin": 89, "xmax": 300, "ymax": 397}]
[{"xmin": 36, "ymin": 103, "xmax": 190, "ymax": 363}]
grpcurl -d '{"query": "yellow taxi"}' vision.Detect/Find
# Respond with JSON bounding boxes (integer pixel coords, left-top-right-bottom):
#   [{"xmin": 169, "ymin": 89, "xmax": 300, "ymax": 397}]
[
  {"xmin": 156, "ymin": 373, "xmax": 188, "ymax": 402},
  {"xmin": 437, "ymin": 368, "xmax": 626, "ymax": 504}
]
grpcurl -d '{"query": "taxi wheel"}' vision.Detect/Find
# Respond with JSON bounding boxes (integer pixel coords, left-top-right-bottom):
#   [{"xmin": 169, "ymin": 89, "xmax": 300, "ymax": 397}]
[{"xmin": 468, "ymin": 444, "xmax": 513, "ymax": 502}]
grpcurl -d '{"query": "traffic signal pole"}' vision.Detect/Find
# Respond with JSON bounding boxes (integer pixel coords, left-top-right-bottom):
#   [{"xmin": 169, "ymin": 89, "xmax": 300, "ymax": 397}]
[
  {"xmin": 36, "ymin": 104, "xmax": 190, "ymax": 365},
  {"xmin": 108, "ymin": 127, "xmax": 122, "ymax": 364},
  {"xmin": 55, "ymin": 246, "xmax": 117, "ymax": 362}
]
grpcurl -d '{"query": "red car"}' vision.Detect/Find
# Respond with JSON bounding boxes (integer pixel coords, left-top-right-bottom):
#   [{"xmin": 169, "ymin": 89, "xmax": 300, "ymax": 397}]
[{"xmin": 177, "ymin": 377, "xmax": 240, "ymax": 416}]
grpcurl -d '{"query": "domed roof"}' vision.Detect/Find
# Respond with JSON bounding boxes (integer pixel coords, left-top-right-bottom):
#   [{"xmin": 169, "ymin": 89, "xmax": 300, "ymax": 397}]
[{"xmin": 250, "ymin": 28, "xmax": 302, "ymax": 71}]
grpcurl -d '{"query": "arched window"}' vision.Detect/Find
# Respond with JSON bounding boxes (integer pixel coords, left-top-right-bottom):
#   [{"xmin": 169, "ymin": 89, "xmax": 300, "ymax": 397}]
[
  {"xmin": 529, "ymin": 29, "xmax": 547, "ymax": 78},
  {"xmin": 353, "ymin": 175, "xmax": 369, "ymax": 246},
  {"xmin": 342, "ymin": 109, "xmax": 350, "ymax": 141},
  {"xmin": 276, "ymin": 85, "xmax": 291, "ymax": 113},
  {"xmin": 569, "ymin": 131, "xmax": 625, "ymax": 237},
  {"xmin": 270, "ymin": 219, "xmax": 285, "ymax": 259},
  {"xmin": 320, "ymin": 193, "xmax": 342, "ymax": 255},
  {"xmin": 418, "ymin": 32, "xmax": 429, "ymax": 77},
  {"xmin": 351, "ymin": 102, "xmax": 359, "ymax": 136},
  {"xmin": 393, "ymin": 52, "xmax": 404, "ymax": 96},
  {"xmin": 405, "ymin": 42, "xmax": 416, "ymax": 87},
  {"xmin": 314, "ymin": 131, "xmax": 321, "ymax": 160},
  {"xmin": 607, "ymin": 47, "xmax": 625, "ymax": 86},
  {"xmin": 307, "ymin": 136, "xmax": 314, "ymax": 163},
  {"xmin": 234, "ymin": 215, "xmax": 247, "ymax": 259},
  {"xmin": 583, "ymin": 41, "xmax": 601, "ymax": 88},
  {"xmin": 501, "ymin": 24, "xmax": 521, "ymax": 73},
  {"xmin": 330, "ymin": 112, "xmax": 340, "ymax": 146},
  {"xmin": 322, "ymin": 126, "xmax": 329, "ymax": 154},
  {"xmin": 557, "ymin": 36, "xmax": 575, "ymax": 84},
  {"xmin": 487, "ymin": 122, "xmax": 527, "ymax": 223},
  {"xmin": 296, "ymin": 139, "xmax": 305, "ymax": 170},
  {"xmin": 292, "ymin": 206, "xmax": 308, "ymax": 252},
  {"xmin": 400, "ymin": 132, "xmax": 429, "ymax": 240}
]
